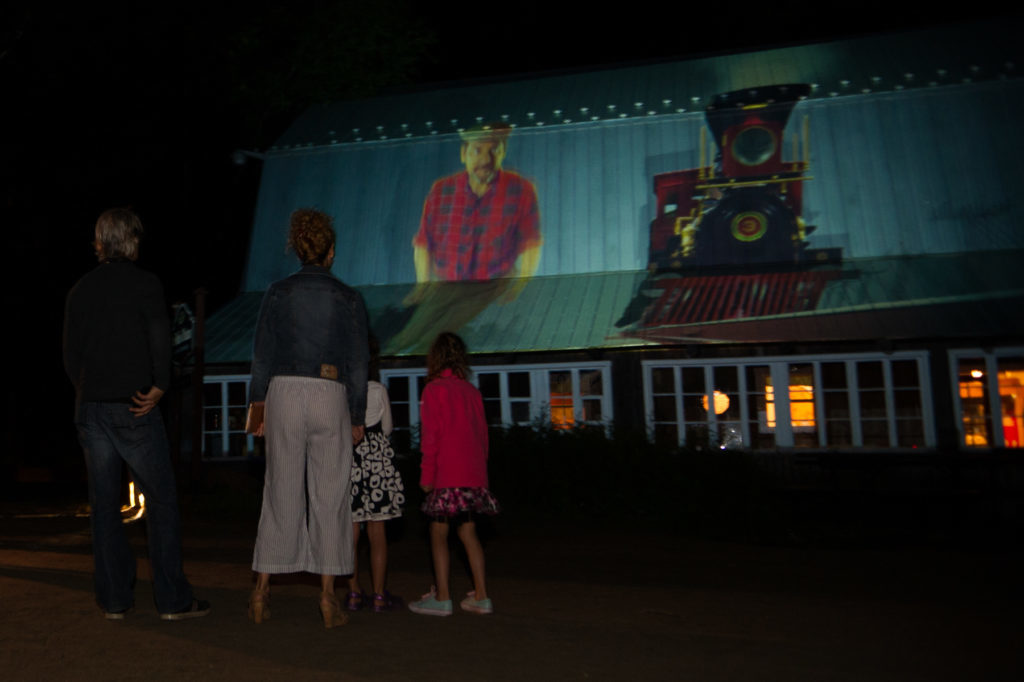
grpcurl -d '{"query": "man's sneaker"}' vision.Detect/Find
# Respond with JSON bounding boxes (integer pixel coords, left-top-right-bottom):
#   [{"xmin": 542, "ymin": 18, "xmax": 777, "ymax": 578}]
[
  {"xmin": 459, "ymin": 591, "xmax": 493, "ymax": 615},
  {"xmin": 103, "ymin": 607, "xmax": 133, "ymax": 620},
  {"xmin": 160, "ymin": 599, "xmax": 211, "ymax": 621},
  {"xmin": 408, "ymin": 588, "xmax": 452, "ymax": 617}
]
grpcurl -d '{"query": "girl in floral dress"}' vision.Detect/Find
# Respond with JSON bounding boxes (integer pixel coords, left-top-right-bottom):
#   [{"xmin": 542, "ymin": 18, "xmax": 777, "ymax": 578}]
[
  {"xmin": 346, "ymin": 348, "xmax": 405, "ymax": 612},
  {"xmin": 408, "ymin": 333, "xmax": 499, "ymax": 616}
]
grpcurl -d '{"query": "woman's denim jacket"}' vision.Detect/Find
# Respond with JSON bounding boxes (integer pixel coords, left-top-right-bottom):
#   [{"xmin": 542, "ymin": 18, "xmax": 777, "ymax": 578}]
[{"xmin": 249, "ymin": 265, "xmax": 369, "ymax": 425}]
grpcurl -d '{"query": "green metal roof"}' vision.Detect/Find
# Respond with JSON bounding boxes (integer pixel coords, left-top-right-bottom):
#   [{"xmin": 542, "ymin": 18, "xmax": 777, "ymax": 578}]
[
  {"xmin": 206, "ymin": 249, "xmax": 1024, "ymax": 365},
  {"xmin": 272, "ymin": 20, "xmax": 1020, "ymax": 151}
]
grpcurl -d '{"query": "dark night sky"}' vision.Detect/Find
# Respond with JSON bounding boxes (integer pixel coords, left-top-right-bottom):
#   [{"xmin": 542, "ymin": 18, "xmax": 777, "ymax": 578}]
[{"xmin": 2, "ymin": 1, "xmax": 1018, "ymax": 473}]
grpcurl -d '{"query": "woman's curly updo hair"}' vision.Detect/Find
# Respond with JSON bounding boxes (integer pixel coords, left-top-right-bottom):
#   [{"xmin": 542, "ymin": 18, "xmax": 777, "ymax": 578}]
[
  {"xmin": 288, "ymin": 208, "xmax": 336, "ymax": 265},
  {"xmin": 426, "ymin": 332, "xmax": 470, "ymax": 382}
]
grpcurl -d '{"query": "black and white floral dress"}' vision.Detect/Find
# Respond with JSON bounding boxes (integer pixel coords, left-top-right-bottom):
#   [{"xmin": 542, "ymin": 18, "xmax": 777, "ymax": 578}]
[{"xmin": 351, "ymin": 381, "xmax": 405, "ymax": 522}]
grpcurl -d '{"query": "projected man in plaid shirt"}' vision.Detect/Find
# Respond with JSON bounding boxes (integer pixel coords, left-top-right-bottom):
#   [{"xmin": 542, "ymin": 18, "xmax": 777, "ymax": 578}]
[
  {"xmin": 412, "ymin": 124, "xmax": 541, "ymax": 285},
  {"xmin": 389, "ymin": 124, "xmax": 542, "ymax": 354}
]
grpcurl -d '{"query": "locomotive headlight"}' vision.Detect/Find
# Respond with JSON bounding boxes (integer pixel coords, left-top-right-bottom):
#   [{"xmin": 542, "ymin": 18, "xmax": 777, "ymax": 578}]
[
  {"xmin": 732, "ymin": 126, "xmax": 776, "ymax": 166},
  {"xmin": 731, "ymin": 211, "xmax": 768, "ymax": 242}
]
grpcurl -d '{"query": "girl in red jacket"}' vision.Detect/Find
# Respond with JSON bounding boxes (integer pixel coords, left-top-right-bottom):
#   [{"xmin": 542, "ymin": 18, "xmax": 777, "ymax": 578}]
[{"xmin": 408, "ymin": 332, "xmax": 499, "ymax": 616}]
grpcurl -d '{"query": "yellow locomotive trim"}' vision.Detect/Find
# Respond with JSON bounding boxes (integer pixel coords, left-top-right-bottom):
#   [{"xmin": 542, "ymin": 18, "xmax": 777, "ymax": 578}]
[{"xmin": 697, "ymin": 175, "xmax": 813, "ymax": 190}]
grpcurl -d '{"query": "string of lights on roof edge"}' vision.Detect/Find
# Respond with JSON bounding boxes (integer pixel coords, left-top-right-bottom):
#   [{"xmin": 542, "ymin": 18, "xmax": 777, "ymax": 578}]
[{"xmin": 263, "ymin": 62, "xmax": 1017, "ymax": 154}]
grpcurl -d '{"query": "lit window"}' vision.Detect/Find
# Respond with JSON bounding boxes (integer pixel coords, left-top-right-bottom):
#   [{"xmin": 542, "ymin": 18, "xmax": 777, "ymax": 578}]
[
  {"xmin": 954, "ymin": 350, "xmax": 1024, "ymax": 448},
  {"xmin": 644, "ymin": 352, "xmax": 931, "ymax": 450},
  {"xmin": 999, "ymin": 358, "xmax": 1024, "ymax": 448}
]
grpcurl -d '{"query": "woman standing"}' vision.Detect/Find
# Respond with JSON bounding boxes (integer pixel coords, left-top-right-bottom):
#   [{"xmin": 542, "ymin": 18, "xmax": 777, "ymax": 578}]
[{"xmin": 247, "ymin": 208, "xmax": 369, "ymax": 628}]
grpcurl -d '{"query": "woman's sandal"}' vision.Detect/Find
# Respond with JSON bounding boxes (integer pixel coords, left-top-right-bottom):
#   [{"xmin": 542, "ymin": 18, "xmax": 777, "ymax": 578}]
[
  {"xmin": 248, "ymin": 588, "xmax": 270, "ymax": 624},
  {"xmin": 345, "ymin": 590, "xmax": 365, "ymax": 611},
  {"xmin": 319, "ymin": 592, "xmax": 348, "ymax": 629}
]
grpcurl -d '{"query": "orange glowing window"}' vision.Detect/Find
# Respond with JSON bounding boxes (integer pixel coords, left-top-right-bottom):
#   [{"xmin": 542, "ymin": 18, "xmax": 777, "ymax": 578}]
[
  {"xmin": 550, "ymin": 392, "xmax": 574, "ymax": 429},
  {"xmin": 999, "ymin": 366, "xmax": 1024, "ymax": 448},
  {"xmin": 765, "ymin": 384, "xmax": 816, "ymax": 428}
]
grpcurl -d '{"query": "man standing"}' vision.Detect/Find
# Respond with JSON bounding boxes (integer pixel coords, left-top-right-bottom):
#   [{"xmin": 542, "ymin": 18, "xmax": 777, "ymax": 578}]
[
  {"xmin": 389, "ymin": 124, "xmax": 542, "ymax": 353},
  {"xmin": 63, "ymin": 207, "xmax": 209, "ymax": 620}
]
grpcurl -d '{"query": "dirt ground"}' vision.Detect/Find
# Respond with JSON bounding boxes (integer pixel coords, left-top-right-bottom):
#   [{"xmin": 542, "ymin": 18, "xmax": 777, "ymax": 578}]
[{"xmin": 1, "ymin": 489, "xmax": 1022, "ymax": 682}]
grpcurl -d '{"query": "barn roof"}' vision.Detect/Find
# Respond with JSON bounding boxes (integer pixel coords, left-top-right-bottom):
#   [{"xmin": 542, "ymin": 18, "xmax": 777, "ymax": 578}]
[
  {"xmin": 206, "ymin": 249, "xmax": 1024, "ymax": 363},
  {"xmin": 271, "ymin": 19, "xmax": 1019, "ymax": 152}
]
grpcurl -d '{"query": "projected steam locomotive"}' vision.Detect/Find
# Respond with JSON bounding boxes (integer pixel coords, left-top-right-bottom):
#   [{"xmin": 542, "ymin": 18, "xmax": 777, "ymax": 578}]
[
  {"xmin": 648, "ymin": 83, "xmax": 839, "ymax": 270},
  {"xmin": 614, "ymin": 84, "xmax": 843, "ymax": 340}
]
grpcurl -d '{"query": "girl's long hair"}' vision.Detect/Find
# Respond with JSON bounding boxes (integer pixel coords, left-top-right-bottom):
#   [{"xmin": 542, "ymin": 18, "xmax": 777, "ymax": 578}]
[{"xmin": 426, "ymin": 332, "xmax": 469, "ymax": 382}]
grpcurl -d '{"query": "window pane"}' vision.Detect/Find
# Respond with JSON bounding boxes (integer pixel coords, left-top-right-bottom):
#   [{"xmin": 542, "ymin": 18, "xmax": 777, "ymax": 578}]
[
  {"xmin": 652, "ymin": 367, "xmax": 675, "ymax": 394},
  {"xmin": 227, "ymin": 382, "xmax": 247, "ymax": 405},
  {"xmin": 510, "ymin": 402, "xmax": 531, "ymax": 424},
  {"xmin": 392, "ymin": 402, "xmax": 410, "ymax": 428},
  {"xmin": 478, "ymin": 373, "xmax": 500, "ymax": 398},
  {"xmin": 550, "ymin": 371, "xmax": 574, "ymax": 429},
  {"xmin": 820, "ymin": 362, "xmax": 847, "ymax": 389},
  {"xmin": 416, "ymin": 376, "xmax": 428, "ymax": 399},
  {"xmin": 713, "ymin": 366, "xmax": 738, "ymax": 393},
  {"xmin": 227, "ymin": 406, "xmax": 247, "ymax": 430},
  {"xmin": 823, "ymin": 391, "xmax": 849, "ymax": 419},
  {"xmin": 862, "ymin": 420, "xmax": 890, "ymax": 447},
  {"xmin": 483, "ymin": 400, "xmax": 502, "ymax": 425},
  {"xmin": 749, "ymin": 420, "xmax": 775, "ymax": 449},
  {"xmin": 958, "ymin": 358, "xmax": 989, "ymax": 446},
  {"xmin": 825, "ymin": 420, "xmax": 852, "ymax": 447},
  {"xmin": 508, "ymin": 372, "xmax": 530, "ymax": 398},
  {"xmin": 793, "ymin": 430, "xmax": 819, "ymax": 448},
  {"xmin": 890, "ymin": 360, "xmax": 920, "ymax": 388},
  {"xmin": 549, "ymin": 371, "xmax": 572, "ymax": 394},
  {"xmin": 580, "ymin": 370, "xmax": 602, "ymax": 396},
  {"xmin": 203, "ymin": 408, "xmax": 221, "ymax": 430},
  {"xmin": 682, "ymin": 394, "xmax": 707, "ymax": 421},
  {"xmin": 653, "ymin": 395, "xmax": 676, "ymax": 422},
  {"xmin": 387, "ymin": 376, "xmax": 409, "ymax": 402},
  {"xmin": 789, "ymin": 364, "xmax": 817, "ymax": 441},
  {"xmin": 893, "ymin": 390, "xmax": 921, "ymax": 418},
  {"xmin": 857, "ymin": 361, "xmax": 884, "ymax": 389},
  {"xmin": 712, "ymin": 367, "xmax": 739, "ymax": 421},
  {"xmin": 747, "ymin": 392, "xmax": 770, "ymax": 426},
  {"xmin": 741, "ymin": 365, "xmax": 770, "ymax": 436},
  {"xmin": 717, "ymin": 422, "xmax": 743, "ymax": 449},
  {"xmin": 203, "ymin": 383, "xmax": 222, "ymax": 406},
  {"xmin": 896, "ymin": 419, "xmax": 924, "ymax": 447},
  {"xmin": 681, "ymin": 367, "xmax": 705, "ymax": 393},
  {"xmin": 859, "ymin": 390, "xmax": 887, "ymax": 418},
  {"xmin": 746, "ymin": 365, "xmax": 771, "ymax": 390},
  {"xmin": 684, "ymin": 423, "xmax": 710, "ymax": 447},
  {"xmin": 997, "ymin": 357, "xmax": 1024, "ymax": 448},
  {"xmin": 583, "ymin": 398, "xmax": 602, "ymax": 422},
  {"xmin": 708, "ymin": 391, "xmax": 739, "ymax": 421}
]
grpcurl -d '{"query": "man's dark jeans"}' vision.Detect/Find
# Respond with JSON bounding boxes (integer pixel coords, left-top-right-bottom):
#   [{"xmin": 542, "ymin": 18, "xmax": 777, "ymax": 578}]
[{"xmin": 76, "ymin": 402, "xmax": 193, "ymax": 614}]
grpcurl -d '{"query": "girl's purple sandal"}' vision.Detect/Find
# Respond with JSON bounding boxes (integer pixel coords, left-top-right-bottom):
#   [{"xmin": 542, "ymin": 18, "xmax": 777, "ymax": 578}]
[
  {"xmin": 372, "ymin": 591, "xmax": 401, "ymax": 612},
  {"xmin": 345, "ymin": 591, "xmax": 366, "ymax": 611}
]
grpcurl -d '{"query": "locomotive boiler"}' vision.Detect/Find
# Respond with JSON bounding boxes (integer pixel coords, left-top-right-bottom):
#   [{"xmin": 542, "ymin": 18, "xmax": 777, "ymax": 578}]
[{"xmin": 649, "ymin": 83, "xmax": 840, "ymax": 270}]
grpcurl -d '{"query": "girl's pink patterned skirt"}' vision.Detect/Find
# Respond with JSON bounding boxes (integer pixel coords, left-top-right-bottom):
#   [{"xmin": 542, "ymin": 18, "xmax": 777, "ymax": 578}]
[{"xmin": 421, "ymin": 487, "xmax": 500, "ymax": 517}]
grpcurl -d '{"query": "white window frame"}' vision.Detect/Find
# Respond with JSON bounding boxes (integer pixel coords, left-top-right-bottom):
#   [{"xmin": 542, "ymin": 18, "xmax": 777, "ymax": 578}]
[
  {"xmin": 642, "ymin": 351, "xmax": 935, "ymax": 450},
  {"xmin": 949, "ymin": 346, "xmax": 1024, "ymax": 449},
  {"xmin": 381, "ymin": 361, "xmax": 613, "ymax": 446},
  {"xmin": 202, "ymin": 374, "xmax": 255, "ymax": 459}
]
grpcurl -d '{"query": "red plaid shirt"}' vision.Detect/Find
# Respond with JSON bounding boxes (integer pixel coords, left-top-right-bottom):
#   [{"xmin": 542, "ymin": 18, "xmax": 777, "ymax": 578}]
[{"xmin": 414, "ymin": 169, "xmax": 541, "ymax": 281}]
